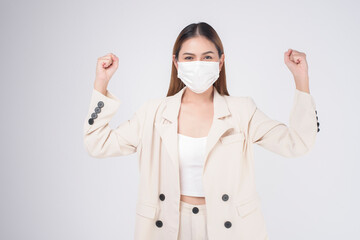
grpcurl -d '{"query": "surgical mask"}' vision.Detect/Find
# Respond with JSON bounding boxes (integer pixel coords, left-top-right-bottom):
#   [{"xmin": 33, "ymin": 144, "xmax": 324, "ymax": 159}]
[{"xmin": 177, "ymin": 60, "xmax": 220, "ymax": 93}]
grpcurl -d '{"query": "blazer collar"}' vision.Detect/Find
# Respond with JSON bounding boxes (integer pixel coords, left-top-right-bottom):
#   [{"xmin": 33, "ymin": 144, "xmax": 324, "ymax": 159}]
[{"xmin": 155, "ymin": 86, "xmax": 235, "ymax": 177}]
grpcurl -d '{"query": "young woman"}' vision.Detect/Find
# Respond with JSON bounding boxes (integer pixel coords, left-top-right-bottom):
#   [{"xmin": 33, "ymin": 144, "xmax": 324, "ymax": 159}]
[{"xmin": 84, "ymin": 22, "xmax": 319, "ymax": 240}]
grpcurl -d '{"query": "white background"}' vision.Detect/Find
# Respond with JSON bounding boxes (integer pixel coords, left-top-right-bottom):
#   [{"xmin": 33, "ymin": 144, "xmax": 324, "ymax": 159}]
[{"xmin": 0, "ymin": 0, "xmax": 359, "ymax": 239}]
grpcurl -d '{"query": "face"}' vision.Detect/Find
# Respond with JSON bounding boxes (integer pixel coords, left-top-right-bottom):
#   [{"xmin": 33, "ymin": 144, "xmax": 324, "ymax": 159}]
[{"xmin": 173, "ymin": 36, "xmax": 225, "ymax": 72}]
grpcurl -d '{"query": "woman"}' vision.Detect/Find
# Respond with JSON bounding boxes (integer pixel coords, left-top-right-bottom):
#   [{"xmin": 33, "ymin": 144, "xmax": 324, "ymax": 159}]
[{"xmin": 84, "ymin": 22, "xmax": 319, "ymax": 240}]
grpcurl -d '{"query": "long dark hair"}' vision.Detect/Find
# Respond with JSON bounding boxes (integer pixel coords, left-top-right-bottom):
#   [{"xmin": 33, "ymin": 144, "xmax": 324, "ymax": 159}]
[{"xmin": 166, "ymin": 22, "xmax": 229, "ymax": 97}]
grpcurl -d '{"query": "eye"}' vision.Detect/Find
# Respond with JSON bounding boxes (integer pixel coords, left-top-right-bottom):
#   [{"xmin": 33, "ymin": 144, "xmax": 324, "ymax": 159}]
[
  {"xmin": 204, "ymin": 56, "xmax": 213, "ymax": 59},
  {"xmin": 184, "ymin": 56, "xmax": 193, "ymax": 60}
]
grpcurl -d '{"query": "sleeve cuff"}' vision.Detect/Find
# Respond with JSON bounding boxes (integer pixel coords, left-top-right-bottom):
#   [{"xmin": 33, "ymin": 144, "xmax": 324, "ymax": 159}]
[
  {"xmin": 294, "ymin": 88, "xmax": 316, "ymax": 110},
  {"xmin": 92, "ymin": 88, "xmax": 122, "ymax": 106}
]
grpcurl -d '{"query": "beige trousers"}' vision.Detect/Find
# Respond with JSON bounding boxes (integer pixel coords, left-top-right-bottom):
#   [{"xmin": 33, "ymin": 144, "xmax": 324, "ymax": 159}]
[{"xmin": 177, "ymin": 200, "xmax": 209, "ymax": 240}]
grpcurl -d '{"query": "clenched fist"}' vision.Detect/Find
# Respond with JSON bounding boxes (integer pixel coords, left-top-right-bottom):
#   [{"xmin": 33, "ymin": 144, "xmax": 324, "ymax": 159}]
[
  {"xmin": 94, "ymin": 53, "xmax": 119, "ymax": 95},
  {"xmin": 284, "ymin": 49, "xmax": 310, "ymax": 93}
]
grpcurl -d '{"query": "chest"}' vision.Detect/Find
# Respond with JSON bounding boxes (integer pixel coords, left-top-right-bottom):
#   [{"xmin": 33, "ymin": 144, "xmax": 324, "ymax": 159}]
[{"xmin": 177, "ymin": 102, "xmax": 214, "ymax": 136}]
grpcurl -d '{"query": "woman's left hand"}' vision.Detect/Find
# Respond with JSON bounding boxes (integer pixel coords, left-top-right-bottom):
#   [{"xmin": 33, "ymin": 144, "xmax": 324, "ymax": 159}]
[{"xmin": 284, "ymin": 49, "xmax": 310, "ymax": 93}]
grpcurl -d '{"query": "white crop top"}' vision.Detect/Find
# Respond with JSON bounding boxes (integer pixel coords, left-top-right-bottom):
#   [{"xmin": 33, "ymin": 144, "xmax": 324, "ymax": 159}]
[{"xmin": 178, "ymin": 133, "xmax": 207, "ymax": 197}]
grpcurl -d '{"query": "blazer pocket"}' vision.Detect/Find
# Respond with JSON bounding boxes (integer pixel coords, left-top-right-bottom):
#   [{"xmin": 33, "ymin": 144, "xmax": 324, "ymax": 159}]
[
  {"xmin": 136, "ymin": 203, "xmax": 157, "ymax": 219},
  {"xmin": 220, "ymin": 132, "xmax": 245, "ymax": 144},
  {"xmin": 235, "ymin": 196, "xmax": 259, "ymax": 218}
]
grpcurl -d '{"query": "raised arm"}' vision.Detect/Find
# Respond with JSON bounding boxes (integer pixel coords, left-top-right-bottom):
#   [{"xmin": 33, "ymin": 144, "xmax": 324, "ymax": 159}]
[
  {"xmin": 83, "ymin": 52, "xmax": 147, "ymax": 158},
  {"xmin": 248, "ymin": 48, "xmax": 320, "ymax": 157}
]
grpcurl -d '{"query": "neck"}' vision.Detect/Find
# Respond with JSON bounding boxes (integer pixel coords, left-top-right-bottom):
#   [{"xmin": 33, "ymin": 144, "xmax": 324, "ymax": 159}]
[{"xmin": 182, "ymin": 86, "xmax": 214, "ymax": 104}]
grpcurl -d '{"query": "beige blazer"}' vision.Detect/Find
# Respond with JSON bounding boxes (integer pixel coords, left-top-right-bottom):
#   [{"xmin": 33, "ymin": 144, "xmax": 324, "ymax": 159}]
[{"xmin": 83, "ymin": 85, "xmax": 318, "ymax": 240}]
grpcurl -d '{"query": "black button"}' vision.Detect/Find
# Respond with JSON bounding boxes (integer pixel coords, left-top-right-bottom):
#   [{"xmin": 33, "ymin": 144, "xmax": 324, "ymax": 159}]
[
  {"xmin": 192, "ymin": 207, "xmax": 199, "ymax": 214},
  {"xmin": 159, "ymin": 193, "xmax": 165, "ymax": 201},
  {"xmin": 98, "ymin": 101, "xmax": 104, "ymax": 108},
  {"xmin": 88, "ymin": 118, "xmax": 94, "ymax": 125},
  {"xmin": 317, "ymin": 122, "xmax": 320, "ymax": 127},
  {"xmin": 155, "ymin": 220, "xmax": 163, "ymax": 228},
  {"xmin": 224, "ymin": 221, "xmax": 232, "ymax": 228},
  {"xmin": 316, "ymin": 116, "xmax": 318, "ymax": 120},
  {"xmin": 315, "ymin": 110, "xmax": 317, "ymax": 115},
  {"xmin": 95, "ymin": 107, "xmax": 101, "ymax": 114},
  {"xmin": 91, "ymin": 112, "xmax": 98, "ymax": 119},
  {"xmin": 317, "ymin": 128, "xmax": 320, "ymax": 132},
  {"xmin": 222, "ymin": 194, "xmax": 229, "ymax": 201}
]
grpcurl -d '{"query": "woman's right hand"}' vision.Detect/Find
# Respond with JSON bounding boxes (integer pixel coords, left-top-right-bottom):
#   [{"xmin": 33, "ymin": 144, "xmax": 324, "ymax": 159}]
[{"xmin": 94, "ymin": 53, "xmax": 119, "ymax": 95}]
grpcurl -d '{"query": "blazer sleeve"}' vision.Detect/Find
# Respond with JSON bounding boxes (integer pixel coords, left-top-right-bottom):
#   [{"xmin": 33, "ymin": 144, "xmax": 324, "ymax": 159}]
[
  {"xmin": 248, "ymin": 88, "xmax": 319, "ymax": 158},
  {"xmin": 83, "ymin": 88, "xmax": 147, "ymax": 158}
]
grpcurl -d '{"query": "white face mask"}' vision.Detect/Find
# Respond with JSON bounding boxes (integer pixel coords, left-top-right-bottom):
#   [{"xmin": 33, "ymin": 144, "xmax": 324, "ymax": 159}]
[{"xmin": 177, "ymin": 60, "xmax": 220, "ymax": 94}]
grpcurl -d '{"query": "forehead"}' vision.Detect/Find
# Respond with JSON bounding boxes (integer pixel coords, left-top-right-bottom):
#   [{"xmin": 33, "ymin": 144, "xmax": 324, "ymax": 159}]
[{"xmin": 179, "ymin": 36, "xmax": 217, "ymax": 53}]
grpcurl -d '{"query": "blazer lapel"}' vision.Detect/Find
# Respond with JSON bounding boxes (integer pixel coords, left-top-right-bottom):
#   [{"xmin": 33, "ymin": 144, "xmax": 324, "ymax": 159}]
[{"xmin": 155, "ymin": 86, "xmax": 234, "ymax": 173}]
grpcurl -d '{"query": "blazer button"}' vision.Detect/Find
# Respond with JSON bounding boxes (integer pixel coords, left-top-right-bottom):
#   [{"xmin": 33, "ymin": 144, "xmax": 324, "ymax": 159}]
[
  {"xmin": 222, "ymin": 194, "xmax": 229, "ymax": 201},
  {"xmin": 97, "ymin": 101, "xmax": 104, "ymax": 108},
  {"xmin": 315, "ymin": 110, "xmax": 317, "ymax": 115},
  {"xmin": 88, "ymin": 118, "xmax": 94, "ymax": 125},
  {"xmin": 224, "ymin": 221, "xmax": 232, "ymax": 228},
  {"xmin": 159, "ymin": 193, "xmax": 165, "ymax": 201},
  {"xmin": 155, "ymin": 220, "xmax": 163, "ymax": 228},
  {"xmin": 94, "ymin": 107, "xmax": 101, "ymax": 114},
  {"xmin": 192, "ymin": 207, "xmax": 199, "ymax": 214},
  {"xmin": 91, "ymin": 112, "xmax": 98, "ymax": 119},
  {"xmin": 317, "ymin": 122, "xmax": 320, "ymax": 127},
  {"xmin": 317, "ymin": 127, "xmax": 320, "ymax": 132},
  {"xmin": 316, "ymin": 116, "xmax": 318, "ymax": 120}
]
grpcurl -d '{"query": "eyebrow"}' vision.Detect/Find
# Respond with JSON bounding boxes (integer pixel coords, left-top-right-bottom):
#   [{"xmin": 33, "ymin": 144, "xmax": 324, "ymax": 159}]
[{"xmin": 182, "ymin": 51, "xmax": 215, "ymax": 56}]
